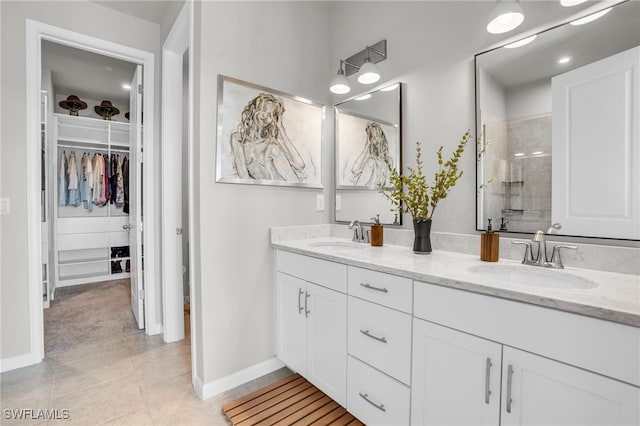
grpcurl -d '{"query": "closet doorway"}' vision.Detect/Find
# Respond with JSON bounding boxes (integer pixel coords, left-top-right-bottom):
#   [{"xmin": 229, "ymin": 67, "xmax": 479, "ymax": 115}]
[
  {"xmin": 41, "ymin": 41, "xmax": 144, "ymax": 352},
  {"xmin": 26, "ymin": 20, "xmax": 158, "ymax": 364}
]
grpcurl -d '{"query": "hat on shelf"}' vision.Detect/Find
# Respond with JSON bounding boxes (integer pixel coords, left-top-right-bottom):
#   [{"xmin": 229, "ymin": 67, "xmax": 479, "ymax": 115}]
[
  {"xmin": 59, "ymin": 95, "xmax": 87, "ymax": 116},
  {"xmin": 95, "ymin": 100, "xmax": 120, "ymax": 120}
]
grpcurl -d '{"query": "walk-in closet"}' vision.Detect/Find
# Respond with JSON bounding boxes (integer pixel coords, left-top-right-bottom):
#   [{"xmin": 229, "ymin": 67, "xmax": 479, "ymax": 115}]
[{"xmin": 41, "ymin": 40, "xmax": 144, "ymax": 353}]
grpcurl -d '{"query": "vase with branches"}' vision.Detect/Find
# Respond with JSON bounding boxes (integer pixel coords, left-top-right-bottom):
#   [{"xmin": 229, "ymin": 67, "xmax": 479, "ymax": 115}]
[{"xmin": 381, "ymin": 130, "xmax": 471, "ymax": 253}]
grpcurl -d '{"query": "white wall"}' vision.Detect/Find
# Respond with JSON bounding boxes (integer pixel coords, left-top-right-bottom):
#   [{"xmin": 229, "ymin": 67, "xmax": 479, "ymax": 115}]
[
  {"xmin": 0, "ymin": 0, "xmax": 162, "ymax": 362},
  {"xmin": 506, "ymin": 78, "xmax": 551, "ymax": 121},
  {"xmin": 193, "ymin": 0, "xmax": 332, "ymax": 386}
]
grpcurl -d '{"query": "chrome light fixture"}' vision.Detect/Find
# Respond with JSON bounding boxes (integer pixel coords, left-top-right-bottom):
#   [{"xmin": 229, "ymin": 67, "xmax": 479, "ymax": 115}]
[
  {"xmin": 330, "ymin": 40, "xmax": 387, "ymax": 93},
  {"xmin": 330, "ymin": 60, "xmax": 351, "ymax": 94},
  {"xmin": 357, "ymin": 48, "xmax": 381, "ymax": 84},
  {"xmin": 487, "ymin": 0, "xmax": 525, "ymax": 34}
]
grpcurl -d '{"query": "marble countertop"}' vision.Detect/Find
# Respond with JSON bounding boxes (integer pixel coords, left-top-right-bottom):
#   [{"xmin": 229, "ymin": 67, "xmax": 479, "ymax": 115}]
[{"xmin": 272, "ymin": 237, "xmax": 640, "ymax": 327}]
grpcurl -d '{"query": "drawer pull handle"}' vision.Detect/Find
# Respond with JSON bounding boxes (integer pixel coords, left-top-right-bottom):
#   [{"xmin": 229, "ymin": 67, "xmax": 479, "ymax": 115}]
[
  {"xmin": 360, "ymin": 282, "xmax": 388, "ymax": 293},
  {"xmin": 485, "ymin": 357, "xmax": 492, "ymax": 404},
  {"xmin": 360, "ymin": 329, "xmax": 387, "ymax": 343},
  {"xmin": 506, "ymin": 364, "xmax": 514, "ymax": 413},
  {"xmin": 298, "ymin": 288, "xmax": 304, "ymax": 315},
  {"xmin": 304, "ymin": 291, "xmax": 311, "ymax": 318},
  {"xmin": 359, "ymin": 392, "xmax": 386, "ymax": 412}
]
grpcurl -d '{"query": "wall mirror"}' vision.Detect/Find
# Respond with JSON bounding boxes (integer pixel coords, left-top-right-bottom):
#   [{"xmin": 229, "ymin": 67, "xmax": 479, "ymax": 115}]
[
  {"xmin": 335, "ymin": 83, "xmax": 402, "ymax": 225},
  {"xmin": 476, "ymin": 1, "xmax": 639, "ymax": 240}
]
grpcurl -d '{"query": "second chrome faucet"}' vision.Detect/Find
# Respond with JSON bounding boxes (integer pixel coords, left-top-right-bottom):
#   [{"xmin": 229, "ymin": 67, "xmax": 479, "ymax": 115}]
[{"xmin": 512, "ymin": 224, "xmax": 577, "ymax": 269}]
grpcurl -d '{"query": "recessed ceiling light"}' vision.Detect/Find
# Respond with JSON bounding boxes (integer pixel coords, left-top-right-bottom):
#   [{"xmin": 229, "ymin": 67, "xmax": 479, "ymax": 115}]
[
  {"xmin": 505, "ymin": 35, "xmax": 537, "ymax": 49},
  {"xmin": 558, "ymin": 56, "xmax": 572, "ymax": 64},
  {"xmin": 570, "ymin": 8, "xmax": 611, "ymax": 26},
  {"xmin": 560, "ymin": 0, "xmax": 588, "ymax": 6},
  {"xmin": 122, "ymin": 84, "xmax": 131, "ymax": 90},
  {"xmin": 514, "ymin": 152, "xmax": 525, "ymax": 157},
  {"xmin": 355, "ymin": 94, "xmax": 372, "ymax": 101},
  {"xmin": 486, "ymin": 0, "xmax": 525, "ymax": 34}
]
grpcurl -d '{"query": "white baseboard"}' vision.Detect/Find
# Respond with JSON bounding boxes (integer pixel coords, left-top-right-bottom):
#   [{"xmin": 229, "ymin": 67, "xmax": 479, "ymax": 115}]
[
  {"xmin": 0, "ymin": 353, "xmax": 40, "ymax": 373},
  {"xmin": 198, "ymin": 356, "xmax": 286, "ymax": 400}
]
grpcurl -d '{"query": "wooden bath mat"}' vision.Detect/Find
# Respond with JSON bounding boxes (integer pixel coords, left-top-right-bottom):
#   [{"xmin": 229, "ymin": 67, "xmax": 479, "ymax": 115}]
[{"xmin": 222, "ymin": 373, "xmax": 364, "ymax": 425}]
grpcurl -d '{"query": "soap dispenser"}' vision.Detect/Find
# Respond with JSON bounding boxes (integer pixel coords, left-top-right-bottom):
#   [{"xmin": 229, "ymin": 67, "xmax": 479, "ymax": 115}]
[
  {"xmin": 480, "ymin": 218, "xmax": 499, "ymax": 262},
  {"xmin": 370, "ymin": 215, "xmax": 383, "ymax": 247}
]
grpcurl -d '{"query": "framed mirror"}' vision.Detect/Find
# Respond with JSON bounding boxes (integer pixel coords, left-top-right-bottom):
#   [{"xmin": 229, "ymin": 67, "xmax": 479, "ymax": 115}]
[
  {"xmin": 475, "ymin": 1, "xmax": 639, "ymax": 240},
  {"xmin": 335, "ymin": 83, "xmax": 402, "ymax": 225}
]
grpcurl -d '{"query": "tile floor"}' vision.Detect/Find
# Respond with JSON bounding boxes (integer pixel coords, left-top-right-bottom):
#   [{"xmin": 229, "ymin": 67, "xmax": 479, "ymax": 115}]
[{"xmin": 1, "ymin": 318, "xmax": 292, "ymax": 425}]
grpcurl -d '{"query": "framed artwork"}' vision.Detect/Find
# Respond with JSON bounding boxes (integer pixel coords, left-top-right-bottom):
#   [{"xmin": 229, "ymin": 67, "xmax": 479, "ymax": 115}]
[
  {"xmin": 216, "ymin": 75, "xmax": 324, "ymax": 188},
  {"xmin": 336, "ymin": 112, "xmax": 399, "ymax": 189}
]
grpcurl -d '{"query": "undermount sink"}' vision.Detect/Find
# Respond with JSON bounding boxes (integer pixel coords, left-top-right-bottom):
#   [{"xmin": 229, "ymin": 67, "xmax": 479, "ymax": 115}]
[
  {"xmin": 308, "ymin": 240, "xmax": 366, "ymax": 251},
  {"xmin": 467, "ymin": 264, "xmax": 598, "ymax": 290}
]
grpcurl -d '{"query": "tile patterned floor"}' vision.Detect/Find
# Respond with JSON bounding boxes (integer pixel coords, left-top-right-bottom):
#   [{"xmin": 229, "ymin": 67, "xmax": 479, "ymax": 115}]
[{"xmin": 1, "ymin": 331, "xmax": 293, "ymax": 425}]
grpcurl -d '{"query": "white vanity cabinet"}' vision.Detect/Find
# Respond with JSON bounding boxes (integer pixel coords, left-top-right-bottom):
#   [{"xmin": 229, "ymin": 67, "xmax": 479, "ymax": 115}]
[
  {"xmin": 275, "ymin": 251, "xmax": 347, "ymax": 406},
  {"xmin": 411, "ymin": 319, "xmax": 502, "ymax": 425},
  {"xmin": 412, "ymin": 281, "xmax": 640, "ymax": 426}
]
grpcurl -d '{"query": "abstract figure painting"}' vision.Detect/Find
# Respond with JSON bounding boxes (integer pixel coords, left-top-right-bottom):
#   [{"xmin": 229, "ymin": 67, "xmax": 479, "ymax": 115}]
[
  {"xmin": 337, "ymin": 113, "xmax": 398, "ymax": 188},
  {"xmin": 216, "ymin": 75, "xmax": 324, "ymax": 188}
]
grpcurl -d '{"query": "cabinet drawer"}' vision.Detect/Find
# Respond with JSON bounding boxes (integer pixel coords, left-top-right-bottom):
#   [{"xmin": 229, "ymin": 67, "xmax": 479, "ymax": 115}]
[
  {"xmin": 347, "ymin": 355, "xmax": 410, "ymax": 426},
  {"xmin": 348, "ymin": 296, "xmax": 412, "ymax": 384},
  {"xmin": 276, "ymin": 250, "xmax": 347, "ymax": 293},
  {"xmin": 348, "ymin": 266, "xmax": 412, "ymax": 313}
]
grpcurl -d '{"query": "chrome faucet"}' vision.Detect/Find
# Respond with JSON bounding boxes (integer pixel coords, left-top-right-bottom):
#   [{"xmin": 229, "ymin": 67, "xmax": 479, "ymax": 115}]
[
  {"xmin": 349, "ymin": 219, "xmax": 369, "ymax": 243},
  {"xmin": 512, "ymin": 223, "xmax": 577, "ymax": 269}
]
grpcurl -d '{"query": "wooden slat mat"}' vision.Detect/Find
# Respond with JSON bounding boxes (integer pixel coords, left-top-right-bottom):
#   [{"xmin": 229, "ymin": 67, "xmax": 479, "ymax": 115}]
[{"xmin": 222, "ymin": 374, "xmax": 364, "ymax": 426}]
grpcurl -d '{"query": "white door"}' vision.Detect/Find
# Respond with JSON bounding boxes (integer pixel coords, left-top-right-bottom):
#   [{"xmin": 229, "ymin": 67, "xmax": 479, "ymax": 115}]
[
  {"xmin": 411, "ymin": 319, "xmax": 502, "ymax": 426},
  {"xmin": 306, "ymin": 282, "xmax": 347, "ymax": 406},
  {"xmin": 501, "ymin": 346, "xmax": 640, "ymax": 425},
  {"xmin": 552, "ymin": 46, "xmax": 640, "ymax": 239},
  {"xmin": 276, "ymin": 272, "xmax": 307, "ymax": 375},
  {"xmin": 129, "ymin": 65, "xmax": 144, "ymax": 329}
]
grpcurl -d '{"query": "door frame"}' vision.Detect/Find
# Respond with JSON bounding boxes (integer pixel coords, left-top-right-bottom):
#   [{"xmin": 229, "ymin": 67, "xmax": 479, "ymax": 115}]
[
  {"xmin": 161, "ymin": 0, "xmax": 197, "ymax": 374},
  {"xmin": 25, "ymin": 19, "xmax": 158, "ymax": 365}
]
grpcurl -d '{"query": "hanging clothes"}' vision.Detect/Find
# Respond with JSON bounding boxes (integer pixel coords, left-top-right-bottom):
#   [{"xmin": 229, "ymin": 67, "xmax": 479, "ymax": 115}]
[
  {"xmin": 110, "ymin": 154, "xmax": 117, "ymax": 204},
  {"xmin": 80, "ymin": 152, "xmax": 94, "ymax": 212},
  {"xmin": 91, "ymin": 153, "xmax": 107, "ymax": 206},
  {"xmin": 103, "ymin": 154, "xmax": 111, "ymax": 204},
  {"xmin": 58, "ymin": 150, "xmax": 69, "ymax": 206},
  {"xmin": 115, "ymin": 154, "xmax": 125, "ymax": 208},
  {"xmin": 67, "ymin": 151, "xmax": 81, "ymax": 207},
  {"xmin": 123, "ymin": 156, "xmax": 129, "ymax": 214}
]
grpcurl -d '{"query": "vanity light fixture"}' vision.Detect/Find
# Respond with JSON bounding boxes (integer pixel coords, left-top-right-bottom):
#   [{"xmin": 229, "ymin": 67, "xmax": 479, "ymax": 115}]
[
  {"xmin": 330, "ymin": 40, "xmax": 387, "ymax": 93},
  {"xmin": 487, "ymin": 0, "xmax": 525, "ymax": 34},
  {"xmin": 505, "ymin": 35, "xmax": 537, "ymax": 49},
  {"xmin": 330, "ymin": 60, "xmax": 351, "ymax": 95},
  {"xmin": 570, "ymin": 7, "xmax": 611, "ymax": 26}
]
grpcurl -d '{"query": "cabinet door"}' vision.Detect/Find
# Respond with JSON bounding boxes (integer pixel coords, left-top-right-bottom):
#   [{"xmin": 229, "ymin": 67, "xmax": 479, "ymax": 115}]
[
  {"xmin": 411, "ymin": 319, "xmax": 502, "ymax": 426},
  {"xmin": 502, "ymin": 347, "xmax": 640, "ymax": 426},
  {"xmin": 306, "ymin": 282, "xmax": 347, "ymax": 406},
  {"xmin": 275, "ymin": 272, "xmax": 307, "ymax": 375}
]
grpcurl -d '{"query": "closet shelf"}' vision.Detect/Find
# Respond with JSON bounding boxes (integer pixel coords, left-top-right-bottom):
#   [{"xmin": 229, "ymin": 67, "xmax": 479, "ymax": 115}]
[{"xmin": 59, "ymin": 257, "xmax": 108, "ymax": 266}]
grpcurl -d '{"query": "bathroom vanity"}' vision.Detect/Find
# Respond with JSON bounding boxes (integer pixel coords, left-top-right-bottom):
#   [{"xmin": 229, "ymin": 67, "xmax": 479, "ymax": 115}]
[{"xmin": 272, "ymin": 232, "xmax": 639, "ymax": 425}]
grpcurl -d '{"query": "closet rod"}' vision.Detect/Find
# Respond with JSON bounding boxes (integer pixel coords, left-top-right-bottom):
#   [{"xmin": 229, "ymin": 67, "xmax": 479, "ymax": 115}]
[{"xmin": 57, "ymin": 144, "xmax": 129, "ymax": 153}]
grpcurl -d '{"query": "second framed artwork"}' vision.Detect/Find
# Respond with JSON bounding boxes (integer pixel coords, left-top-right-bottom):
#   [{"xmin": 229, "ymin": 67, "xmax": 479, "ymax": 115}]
[{"xmin": 216, "ymin": 75, "xmax": 324, "ymax": 188}]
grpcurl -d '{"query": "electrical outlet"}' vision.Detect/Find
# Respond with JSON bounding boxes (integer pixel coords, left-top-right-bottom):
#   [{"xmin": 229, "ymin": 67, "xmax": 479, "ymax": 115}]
[
  {"xmin": 335, "ymin": 195, "xmax": 342, "ymax": 211},
  {"xmin": 316, "ymin": 194, "xmax": 325, "ymax": 212}
]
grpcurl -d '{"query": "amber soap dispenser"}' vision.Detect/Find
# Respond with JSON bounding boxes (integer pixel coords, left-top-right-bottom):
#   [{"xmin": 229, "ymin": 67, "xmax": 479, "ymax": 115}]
[
  {"xmin": 370, "ymin": 215, "xmax": 383, "ymax": 247},
  {"xmin": 480, "ymin": 218, "xmax": 499, "ymax": 262}
]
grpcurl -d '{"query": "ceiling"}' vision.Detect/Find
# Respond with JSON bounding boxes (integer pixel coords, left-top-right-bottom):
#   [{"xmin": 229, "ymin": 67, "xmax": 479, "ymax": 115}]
[
  {"xmin": 89, "ymin": 0, "xmax": 182, "ymax": 25},
  {"xmin": 42, "ymin": 40, "xmax": 137, "ymax": 108}
]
